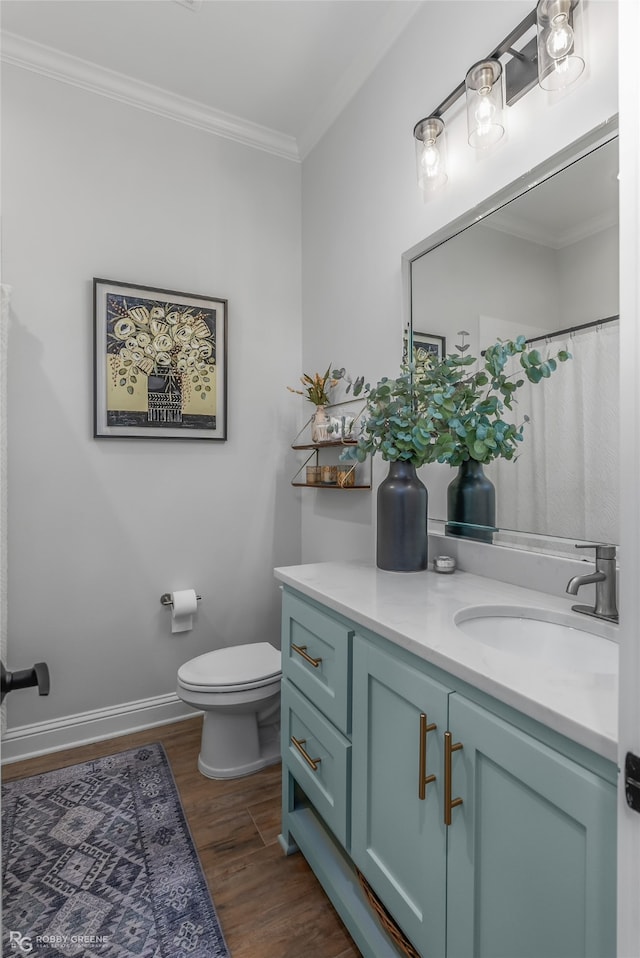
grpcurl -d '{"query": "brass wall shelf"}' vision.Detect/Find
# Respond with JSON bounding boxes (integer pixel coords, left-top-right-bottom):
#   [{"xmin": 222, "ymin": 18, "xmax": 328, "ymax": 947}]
[
  {"xmin": 292, "ymin": 439, "xmax": 358, "ymax": 451},
  {"xmin": 290, "ymin": 404, "xmax": 371, "ymax": 490},
  {"xmin": 292, "ymin": 481, "xmax": 371, "ymax": 490},
  {"xmin": 290, "ymin": 445, "xmax": 371, "ymax": 489}
]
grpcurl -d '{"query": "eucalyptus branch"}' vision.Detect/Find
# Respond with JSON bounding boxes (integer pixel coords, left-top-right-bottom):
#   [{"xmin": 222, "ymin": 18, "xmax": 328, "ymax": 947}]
[{"xmin": 350, "ymin": 335, "xmax": 571, "ymax": 469}]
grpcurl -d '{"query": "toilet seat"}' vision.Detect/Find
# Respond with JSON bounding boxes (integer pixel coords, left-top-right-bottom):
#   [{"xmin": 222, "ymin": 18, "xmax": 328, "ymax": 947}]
[{"xmin": 177, "ymin": 642, "xmax": 281, "ymax": 694}]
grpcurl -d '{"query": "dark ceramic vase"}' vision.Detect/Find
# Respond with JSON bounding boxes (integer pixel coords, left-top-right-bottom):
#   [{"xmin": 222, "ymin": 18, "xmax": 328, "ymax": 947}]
[
  {"xmin": 377, "ymin": 461, "xmax": 428, "ymax": 572},
  {"xmin": 446, "ymin": 459, "xmax": 496, "ymax": 543},
  {"xmin": 148, "ymin": 375, "xmax": 183, "ymax": 424}
]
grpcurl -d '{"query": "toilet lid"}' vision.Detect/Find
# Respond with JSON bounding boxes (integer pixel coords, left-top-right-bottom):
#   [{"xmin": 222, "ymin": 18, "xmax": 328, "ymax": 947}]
[{"xmin": 178, "ymin": 642, "xmax": 281, "ymax": 691}]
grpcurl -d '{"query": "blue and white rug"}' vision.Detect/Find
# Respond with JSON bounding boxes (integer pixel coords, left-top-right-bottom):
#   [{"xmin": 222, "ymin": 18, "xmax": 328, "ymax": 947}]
[{"xmin": 2, "ymin": 743, "xmax": 230, "ymax": 958}]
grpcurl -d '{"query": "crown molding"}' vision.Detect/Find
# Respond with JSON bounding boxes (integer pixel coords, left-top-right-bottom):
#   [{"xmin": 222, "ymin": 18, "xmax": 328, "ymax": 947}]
[
  {"xmin": 485, "ymin": 208, "xmax": 618, "ymax": 249},
  {"xmin": 1, "ymin": 32, "xmax": 300, "ymax": 162}
]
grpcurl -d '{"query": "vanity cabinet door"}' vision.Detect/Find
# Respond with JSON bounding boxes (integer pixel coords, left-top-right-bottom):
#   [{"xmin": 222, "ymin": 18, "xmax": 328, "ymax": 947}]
[
  {"xmin": 351, "ymin": 635, "xmax": 450, "ymax": 958},
  {"xmin": 446, "ymin": 695, "xmax": 617, "ymax": 958}
]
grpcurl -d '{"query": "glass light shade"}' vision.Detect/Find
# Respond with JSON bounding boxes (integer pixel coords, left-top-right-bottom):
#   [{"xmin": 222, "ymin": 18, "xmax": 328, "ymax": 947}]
[
  {"xmin": 537, "ymin": 0, "xmax": 584, "ymax": 91},
  {"xmin": 414, "ymin": 116, "xmax": 448, "ymax": 196},
  {"xmin": 465, "ymin": 60, "xmax": 505, "ymax": 150}
]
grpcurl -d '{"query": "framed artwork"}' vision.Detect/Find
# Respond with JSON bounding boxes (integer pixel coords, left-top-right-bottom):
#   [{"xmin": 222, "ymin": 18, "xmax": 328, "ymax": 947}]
[
  {"xmin": 94, "ymin": 279, "xmax": 227, "ymax": 440},
  {"xmin": 413, "ymin": 331, "xmax": 446, "ymax": 362}
]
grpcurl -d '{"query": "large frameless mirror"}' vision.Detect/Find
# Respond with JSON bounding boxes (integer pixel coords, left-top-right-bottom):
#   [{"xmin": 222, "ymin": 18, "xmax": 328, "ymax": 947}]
[{"xmin": 404, "ymin": 120, "xmax": 619, "ymax": 554}]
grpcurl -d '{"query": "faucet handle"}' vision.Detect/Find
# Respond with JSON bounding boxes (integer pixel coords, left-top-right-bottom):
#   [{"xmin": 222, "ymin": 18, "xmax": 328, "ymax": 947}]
[{"xmin": 575, "ymin": 543, "xmax": 617, "ymax": 560}]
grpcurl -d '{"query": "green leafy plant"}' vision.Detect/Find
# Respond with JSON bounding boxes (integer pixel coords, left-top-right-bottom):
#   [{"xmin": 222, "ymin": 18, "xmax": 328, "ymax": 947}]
[
  {"xmin": 420, "ymin": 337, "xmax": 571, "ymax": 467},
  {"xmin": 350, "ymin": 370, "xmax": 438, "ymax": 467},
  {"xmin": 338, "ymin": 336, "xmax": 571, "ymax": 468}
]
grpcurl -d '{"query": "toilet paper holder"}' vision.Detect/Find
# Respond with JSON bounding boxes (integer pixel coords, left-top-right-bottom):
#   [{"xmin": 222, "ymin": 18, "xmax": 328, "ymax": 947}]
[{"xmin": 160, "ymin": 593, "xmax": 202, "ymax": 608}]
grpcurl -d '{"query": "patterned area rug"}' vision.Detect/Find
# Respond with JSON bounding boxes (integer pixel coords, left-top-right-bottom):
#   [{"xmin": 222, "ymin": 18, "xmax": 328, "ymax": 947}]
[{"xmin": 2, "ymin": 743, "xmax": 230, "ymax": 958}]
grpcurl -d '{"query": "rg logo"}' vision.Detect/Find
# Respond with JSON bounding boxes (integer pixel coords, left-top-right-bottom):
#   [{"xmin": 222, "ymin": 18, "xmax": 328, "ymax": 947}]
[{"xmin": 9, "ymin": 931, "xmax": 33, "ymax": 953}]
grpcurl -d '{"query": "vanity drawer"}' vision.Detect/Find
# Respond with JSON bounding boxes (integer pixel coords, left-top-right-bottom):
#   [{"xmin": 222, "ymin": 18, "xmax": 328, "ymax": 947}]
[
  {"xmin": 282, "ymin": 678, "xmax": 351, "ymax": 848},
  {"xmin": 281, "ymin": 590, "xmax": 352, "ymax": 733}
]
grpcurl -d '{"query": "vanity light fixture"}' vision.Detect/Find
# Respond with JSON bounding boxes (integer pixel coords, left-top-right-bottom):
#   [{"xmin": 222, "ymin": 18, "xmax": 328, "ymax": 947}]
[
  {"xmin": 414, "ymin": 116, "xmax": 448, "ymax": 194},
  {"xmin": 465, "ymin": 60, "xmax": 505, "ymax": 149},
  {"xmin": 413, "ymin": 0, "xmax": 585, "ymax": 197},
  {"xmin": 536, "ymin": 0, "xmax": 585, "ymax": 91}
]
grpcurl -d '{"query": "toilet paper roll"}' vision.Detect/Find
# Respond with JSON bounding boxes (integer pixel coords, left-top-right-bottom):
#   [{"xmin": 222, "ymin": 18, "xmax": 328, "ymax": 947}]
[{"xmin": 171, "ymin": 589, "xmax": 198, "ymax": 633}]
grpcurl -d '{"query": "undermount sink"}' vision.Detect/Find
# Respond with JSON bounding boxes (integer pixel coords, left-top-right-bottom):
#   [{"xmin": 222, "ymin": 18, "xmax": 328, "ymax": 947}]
[{"xmin": 454, "ymin": 605, "xmax": 618, "ymax": 675}]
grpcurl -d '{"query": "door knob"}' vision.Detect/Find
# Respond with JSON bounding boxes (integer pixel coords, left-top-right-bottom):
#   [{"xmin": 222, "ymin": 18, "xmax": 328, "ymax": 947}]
[{"xmin": 1, "ymin": 661, "xmax": 50, "ymax": 703}]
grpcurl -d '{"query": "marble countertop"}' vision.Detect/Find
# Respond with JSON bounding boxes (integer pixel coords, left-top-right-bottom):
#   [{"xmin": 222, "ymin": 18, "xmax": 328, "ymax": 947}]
[{"xmin": 274, "ymin": 560, "xmax": 618, "ymax": 762}]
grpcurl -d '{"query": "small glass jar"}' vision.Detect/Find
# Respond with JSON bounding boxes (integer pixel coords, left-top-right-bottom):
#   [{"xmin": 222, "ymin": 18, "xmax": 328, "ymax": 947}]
[
  {"xmin": 311, "ymin": 405, "xmax": 330, "ymax": 443},
  {"xmin": 321, "ymin": 464, "xmax": 337, "ymax": 484},
  {"xmin": 337, "ymin": 463, "xmax": 356, "ymax": 487},
  {"xmin": 306, "ymin": 465, "xmax": 321, "ymax": 485}
]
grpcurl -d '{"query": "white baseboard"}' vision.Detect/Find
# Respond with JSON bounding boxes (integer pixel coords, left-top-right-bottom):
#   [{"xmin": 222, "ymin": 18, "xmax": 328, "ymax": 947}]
[{"xmin": 1, "ymin": 692, "xmax": 200, "ymax": 764}]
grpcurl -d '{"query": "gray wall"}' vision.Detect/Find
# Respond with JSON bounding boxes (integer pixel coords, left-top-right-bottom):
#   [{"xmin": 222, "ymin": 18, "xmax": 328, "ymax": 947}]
[
  {"xmin": 2, "ymin": 64, "xmax": 302, "ymax": 735},
  {"xmin": 300, "ymin": 0, "xmax": 618, "ymax": 563}
]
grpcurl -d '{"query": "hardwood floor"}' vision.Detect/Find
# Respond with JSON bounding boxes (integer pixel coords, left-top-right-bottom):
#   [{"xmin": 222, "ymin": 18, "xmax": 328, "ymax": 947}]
[{"xmin": 2, "ymin": 717, "xmax": 362, "ymax": 958}]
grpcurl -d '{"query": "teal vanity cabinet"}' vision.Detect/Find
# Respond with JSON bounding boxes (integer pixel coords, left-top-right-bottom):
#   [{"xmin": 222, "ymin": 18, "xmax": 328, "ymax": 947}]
[
  {"xmin": 279, "ymin": 586, "xmax": 617, "ymax": 958},
  {"xmin": 351, "ymin": 635, "xmax": 450, "ymax": 956},
  {"xmin": 446, "ymin": 694, "xmax": 617, "ymax": 958},
  {"xmin": 280, "ymin": 589, "xmax": 353, "ymax": 850},
  {"xmin": 280, "ymin": 589, "xmax": 407, "ymax": 958},
  {"xmin": 352, "ymin": 633, "xmax": 617, "ymax": 958}
]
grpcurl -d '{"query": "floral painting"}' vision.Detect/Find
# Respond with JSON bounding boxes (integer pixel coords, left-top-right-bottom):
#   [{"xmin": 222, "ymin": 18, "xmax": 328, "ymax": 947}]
[
  {"xmin": 94, "ymin": 279, "xmax": 227, "ymax": 440},
  {"xmin": 413, "ymin": 331, "xmax": 446, "ymax": 363},
  {"xmin": 402, "ymin": 329, "xmax": 446, "ymax": 369}
]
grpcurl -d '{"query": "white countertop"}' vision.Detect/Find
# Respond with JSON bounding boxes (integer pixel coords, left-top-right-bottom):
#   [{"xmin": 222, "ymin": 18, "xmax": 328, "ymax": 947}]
[{"xmin": 274, "ymin": 559, "xmax": 618, "ymax": 762}]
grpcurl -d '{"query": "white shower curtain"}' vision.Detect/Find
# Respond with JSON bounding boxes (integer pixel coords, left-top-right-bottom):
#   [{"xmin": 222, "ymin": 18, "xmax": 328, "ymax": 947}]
[{"xmin": 489, "ymin": 322, "xmax": 619, "ymax": 543}]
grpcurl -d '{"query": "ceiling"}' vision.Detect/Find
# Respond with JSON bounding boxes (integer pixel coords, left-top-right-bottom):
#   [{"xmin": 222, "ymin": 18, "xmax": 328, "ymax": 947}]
[{"xmin": 1, "ymin": 0, "xmax": 422, "ymax": 158}]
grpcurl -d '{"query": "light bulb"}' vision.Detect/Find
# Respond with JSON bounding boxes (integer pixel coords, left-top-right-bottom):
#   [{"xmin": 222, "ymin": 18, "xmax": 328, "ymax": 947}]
[
  {"xmin": 421, "ymin": 140, "xmax": 441, "ymax": 179},
  {"xmin": 546, "ymin": 12, "xmax": 574, "ymax": 59},
  {"xmin": 465, "ymin": 60, "xmax": 504, "ymax": 150},
  {"xmin": 474, "ymin": 92, "xmax": 496, "ymax": 139}
]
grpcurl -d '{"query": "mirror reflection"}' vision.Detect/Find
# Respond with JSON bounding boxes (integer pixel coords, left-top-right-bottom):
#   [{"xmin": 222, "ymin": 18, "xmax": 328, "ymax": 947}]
[{"xmin": 410, "ymin": 133, "xmax": 619, "ymax": 548}]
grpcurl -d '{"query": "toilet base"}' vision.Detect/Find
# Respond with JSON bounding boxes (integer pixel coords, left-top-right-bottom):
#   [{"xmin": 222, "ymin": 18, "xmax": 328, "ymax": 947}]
[
  {"xmin": 197, "ymin": 748, "xmax": 280, "ymax": 780},
  {"xmin": 197, "ymin": 709, "xmax": 281, "ymax": 780}
]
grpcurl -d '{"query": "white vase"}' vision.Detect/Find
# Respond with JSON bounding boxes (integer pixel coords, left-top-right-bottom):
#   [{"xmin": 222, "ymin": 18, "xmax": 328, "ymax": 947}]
[{"xmin": 311, "ymin": 405, "xmax": 330, "ymax": 442}]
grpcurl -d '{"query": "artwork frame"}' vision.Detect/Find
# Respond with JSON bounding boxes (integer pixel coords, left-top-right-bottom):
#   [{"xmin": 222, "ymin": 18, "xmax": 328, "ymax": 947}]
[
  {"xmin": 413, "ymin": 331, "xmax": 446, "ymax": 362},
  {"xmin": 94, "ymin": 279, "xmax": 227, "ymax": 440}
]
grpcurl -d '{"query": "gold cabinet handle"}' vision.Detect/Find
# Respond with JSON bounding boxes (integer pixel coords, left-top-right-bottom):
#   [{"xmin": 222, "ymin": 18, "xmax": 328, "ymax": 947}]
[
  {"xmin": 291, "ymin": 735, "xmax": 322, "ymax": 771},
  {"xmin": 444, "ymin": 731, "xmax": 464, "ymax": 826},
  {"xmin": 291, "ymin": 643, "xmax": 323, "ymax": 668},
  {"xmin": 418, "ymin": 712, "xmax": 437, "ymax": 800}
]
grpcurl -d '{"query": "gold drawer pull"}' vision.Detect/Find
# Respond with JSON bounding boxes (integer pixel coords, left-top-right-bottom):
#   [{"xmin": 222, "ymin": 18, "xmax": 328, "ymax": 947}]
[
  {"xmin": 444, "ymin": 731, "xmax": 464, "ymax": 826},
  {"xmin": 291, "ymin": 643, "xmax": 323, "ymax": 668},
  {"xmin": 418, "ymin": 712, "xmax": 437, "ymax": 800},
  {"xmin": 291, "ymin": 735, "xmax": 322, "ymax": 771}
]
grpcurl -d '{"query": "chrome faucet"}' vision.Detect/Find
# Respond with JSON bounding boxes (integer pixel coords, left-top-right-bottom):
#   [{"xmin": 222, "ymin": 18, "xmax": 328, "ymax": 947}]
[{"xmin": 566, "ymin": 543, "xmax": 618, "ymax": 623}]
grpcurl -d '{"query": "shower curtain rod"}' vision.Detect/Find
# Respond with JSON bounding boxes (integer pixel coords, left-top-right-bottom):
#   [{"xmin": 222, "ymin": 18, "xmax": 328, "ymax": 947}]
[{"xmin": 526, "ymin": 314, "xmax": 619, "ymax": 345}]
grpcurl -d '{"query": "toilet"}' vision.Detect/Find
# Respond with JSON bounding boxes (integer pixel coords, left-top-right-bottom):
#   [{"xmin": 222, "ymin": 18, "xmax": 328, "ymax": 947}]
[{"xmin": 176, "ymin": 642, "xmax": 282, "ymax": 780}]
